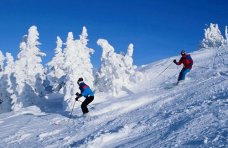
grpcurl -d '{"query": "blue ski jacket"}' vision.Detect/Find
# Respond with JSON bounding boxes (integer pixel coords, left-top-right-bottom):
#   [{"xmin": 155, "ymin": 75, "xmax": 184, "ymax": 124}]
[{"xmin": 79, "ymin": 82, "xmax": 94, "ymax": 97}]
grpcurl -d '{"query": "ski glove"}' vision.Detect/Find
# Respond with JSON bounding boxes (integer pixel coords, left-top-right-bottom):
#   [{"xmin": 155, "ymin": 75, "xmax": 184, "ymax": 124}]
[
  {"xmin": 76, "ymin": 92, "xmax": 82, "ymax": 98},
  {"xmin": 76, "ymin": 92, "xmax": 80, "ymax": 96},
  {"xmin": 173, "ymin": 59, "xmax": 177, "ymax": 64}
]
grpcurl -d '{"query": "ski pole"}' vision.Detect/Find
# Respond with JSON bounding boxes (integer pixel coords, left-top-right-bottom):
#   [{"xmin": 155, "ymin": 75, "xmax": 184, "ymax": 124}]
[
  {"xmin": 68, "ymin": 100, "xmax": 77, "ymax": 122},
  {"xmin": 154, "ymin": 62, "xmax": 173, "ymax": 79}
]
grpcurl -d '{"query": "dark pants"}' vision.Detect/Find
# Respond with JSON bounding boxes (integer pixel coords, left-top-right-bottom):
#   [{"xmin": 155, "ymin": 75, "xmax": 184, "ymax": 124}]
[{"xmin": 81, "ymin": 96, "xmax": 94, "ymax": 114}]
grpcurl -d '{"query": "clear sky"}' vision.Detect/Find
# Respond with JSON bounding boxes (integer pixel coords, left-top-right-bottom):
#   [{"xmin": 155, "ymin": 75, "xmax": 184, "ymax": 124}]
[{"xmin": 0, "ymin": 0, "xmax": 228, "ymax": 68}]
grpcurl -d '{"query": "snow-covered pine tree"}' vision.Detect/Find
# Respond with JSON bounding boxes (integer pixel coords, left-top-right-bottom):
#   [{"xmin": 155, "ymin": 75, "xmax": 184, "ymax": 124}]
[
  {"xmin": 11, "ymin": 26, "xmax": 46, "ymax": 111},
  {"xmin": 123, "ymin": 44, "xmax": 143, "ymax": 83},
  {"xmin": 79, "ymin": 26, "xmax": 94, "ymax": 88},
  {"xmin": 0, "ymin": 52, "xmax": 14, "ymax": 113},
  {"xmin": 96, "ymin": 39, "xmax": 141, "ymax": 96},
  {"xmin": 4, "ymin": 53, "xmax": 14, "ymax": 75},
  {"xmin": 0, "ymin": 51, "xmax": 6, "ymax": 113},
  {"xmin": 0, "ymin": 50, "xmax": 4, "ymax": 73},
  {"xmin": 213, "ymin": 26, "xmax": 228, "ymax": 68},
  {"xmin": 62, "ymin": 27, "xmax": 94, "ymax": 111},
  {"xmin": 46, "ymin": 36, "xmax": 65, "ymax": 92},
  {"xmin": 199, "ymin": 24, "xmax": 228, "ymax": 68},
  {"xmin": 225, "ymin": 26, "xmax": 228, "ymax": 46},
  {"xmin": 96, "ymin": 39, "xmax": 119, "ymax": 95},
  {"xmin": 201, "ymin": 23, "xmax": 225, "ymax": 48},
  {"xmin": 80, "ymin": 26, "xmax": 88, "ymax": 45}
]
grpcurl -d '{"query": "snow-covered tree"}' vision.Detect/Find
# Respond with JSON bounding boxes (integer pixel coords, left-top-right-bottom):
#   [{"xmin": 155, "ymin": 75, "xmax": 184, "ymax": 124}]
[
  {"xmin": 201, "ymin": 23, "xmax": 225, "ymax": 48},
  {"xmin": 11, "ymin": 26, "xmax": 46, "ymax": 111},
  {"xmin": 123, "ymin": 44, "xmax": 143, "ymax": 82},
  {"xmin": 96, "ymin": 39, "xmax": 142, "ymax": 96},
  {"xmin": 0, "ymin": 53, "xmax": 14, "ymax": 113},
  {"xmin": 0, "ymin": 51, "xmax": 6, "ymax": 113},
  {"xmin": 96, "ymin": 39, "xmax": 120, "ymax": 95},
  {"xmin": 124, "ymin": 44, "xmax": 135, "ymax": 74},
  {"xmin": 199, "ymin": 24, "xmax": 228, "ymax": 68},
  {"xmin": 46, "ymin": 36, "xmax": 65, "ymax": 92},
  {"xmin": 77, "ymin": 27, "xmax": 94, "ymax": 88},
  {"xmin": 80, "ymin": 26, "xmax": 88, "ymax": 45},
  {"xmin": 62, "ymin": 27, "xmax": 94, "ymax": 111},
  {"xmin": 225, "ymin": 26, "xmax": 228, "ymax": 46},
  {"xmin": 0, "ymin": 51, "xmax": 4, "ymax": 73},
  {"xmin": 4, "ymin": 53, "xmax": 14, "ymax": 74}
]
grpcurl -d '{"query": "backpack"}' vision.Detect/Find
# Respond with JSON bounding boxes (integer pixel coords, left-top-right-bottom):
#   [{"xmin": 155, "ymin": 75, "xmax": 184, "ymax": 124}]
[{"xmin": 186, "ymin": 54, "xmax": 193, "ymax": 66}]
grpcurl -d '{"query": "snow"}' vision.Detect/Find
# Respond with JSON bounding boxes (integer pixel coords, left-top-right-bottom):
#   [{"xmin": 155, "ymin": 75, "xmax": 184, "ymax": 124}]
[
  {"xmin": 201, "ymin": 23, "xmax": 226, "ymax": 48},
  {"xmin": 0, "ymin": 45, "xmax": 227, "ymax": 147},
  {"xmin": 96, "ymin": 39, "xmax": 142, "ymax": 96},
  {"xmin": 0, "ymin": 24, "xmax": 227, "ymax": 147},
  {"xmin": 46, "ymin": 36, "xmax": 65, "ymax": 93},
  {"xmin": 10, "ymin": 25, "xmax": 46, "ymax": 111},
  {"xmin": 61, "ymin": 28, "xmax": 94, "ymax": 111}
]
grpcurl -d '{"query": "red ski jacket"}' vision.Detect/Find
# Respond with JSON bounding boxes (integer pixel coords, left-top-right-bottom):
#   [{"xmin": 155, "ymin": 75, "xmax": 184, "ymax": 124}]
[{"xmin": 176, "ymin": 54, "xmax": 193, "ymax": 69}]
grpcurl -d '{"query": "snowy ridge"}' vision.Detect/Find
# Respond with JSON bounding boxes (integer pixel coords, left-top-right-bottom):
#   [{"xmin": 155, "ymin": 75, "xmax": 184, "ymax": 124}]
[{"xmin": 0, "ymin": 48, "xmax": 227, "ymax": 147}]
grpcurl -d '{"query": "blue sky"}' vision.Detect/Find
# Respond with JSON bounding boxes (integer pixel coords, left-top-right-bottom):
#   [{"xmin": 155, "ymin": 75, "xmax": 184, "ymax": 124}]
[{"xmin": 0, "ymin": 0, "xmax": 228, "ymax": 68}]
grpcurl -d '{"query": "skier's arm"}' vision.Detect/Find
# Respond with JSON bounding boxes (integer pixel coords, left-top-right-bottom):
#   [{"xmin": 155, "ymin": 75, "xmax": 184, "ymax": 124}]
[{"xmin": 176, "ymin": 57, "xmax": 183, "ymax": 65}]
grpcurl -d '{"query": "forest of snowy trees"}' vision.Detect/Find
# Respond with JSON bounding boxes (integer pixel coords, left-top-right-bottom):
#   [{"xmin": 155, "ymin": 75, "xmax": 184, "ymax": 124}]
[
  {"xmin": 0, "ymin": 23, "xmax": 227, "ymax": 113},
  {"xmin": 0, "ymin": 25, "xmax": 142, "ymax": 113}
]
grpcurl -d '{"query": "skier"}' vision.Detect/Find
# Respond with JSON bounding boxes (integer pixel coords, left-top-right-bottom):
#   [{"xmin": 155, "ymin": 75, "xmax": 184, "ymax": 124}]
[
  {"xmin": 173, "ymin": 50, "xmax": 193, "ymax": 84},
  {"xmin": 75, "ymin": 78, "xmax": 94, "ymax": 114}
]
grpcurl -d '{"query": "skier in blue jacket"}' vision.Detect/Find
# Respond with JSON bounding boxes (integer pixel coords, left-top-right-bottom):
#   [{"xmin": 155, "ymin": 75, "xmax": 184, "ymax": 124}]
[{"xmin": 75, "ymin": 78, "xmax": 94, "ymax": 114}]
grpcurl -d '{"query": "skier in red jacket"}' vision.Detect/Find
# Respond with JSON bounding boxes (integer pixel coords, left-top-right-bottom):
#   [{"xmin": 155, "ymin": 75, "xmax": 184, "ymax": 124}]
[{"xmin": 173, "ymin": 50, "xmax": 193, "ymax": 84}]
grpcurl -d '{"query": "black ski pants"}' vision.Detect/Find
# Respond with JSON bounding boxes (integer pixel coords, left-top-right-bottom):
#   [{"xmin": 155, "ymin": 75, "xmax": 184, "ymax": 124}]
[{"xmin": 81, "ymin": 96, "xmax": 94, "ymax": 114}]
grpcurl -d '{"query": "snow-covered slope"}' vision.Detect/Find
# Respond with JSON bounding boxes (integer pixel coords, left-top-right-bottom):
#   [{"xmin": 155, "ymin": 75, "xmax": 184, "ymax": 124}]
[{"xmin": 0, "ymin": 48, "xmax": 227, "ymax": 147}]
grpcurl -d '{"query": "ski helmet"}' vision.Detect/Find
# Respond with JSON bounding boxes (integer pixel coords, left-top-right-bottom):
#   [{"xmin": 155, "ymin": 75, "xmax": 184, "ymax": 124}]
[
  {"xmin": 77, "ymin": 77, "xmax": 83, "ymax": 84},
  {"xmin": 181, "ymin": 50, "xmax": 186, "ymax": 55}
]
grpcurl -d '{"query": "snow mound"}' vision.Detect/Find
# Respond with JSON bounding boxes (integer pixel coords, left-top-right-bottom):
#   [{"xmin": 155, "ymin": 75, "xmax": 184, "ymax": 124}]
[{"xmin": 12, "ymin": 106, "xmax": 46, "ymax": 117}]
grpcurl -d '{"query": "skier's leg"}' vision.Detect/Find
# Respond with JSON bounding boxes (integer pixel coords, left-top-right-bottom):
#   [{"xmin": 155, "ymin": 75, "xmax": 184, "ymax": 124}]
[
  {"xmin": 81, "ymin": 100, "xmax": 89, "ymax": 114},
  {"xmin": 178, "ymin": 68, "xmax": 190, "ymax": 81},
  {"xmin": 87, "ymin": 96, "xmax": 94, "ymax": 105},
  {"xmin": 178, "ymin": 69, "xmax": 185, "ymax": 81},
  {"xmin": 81, "ymin": 96, "xmax": 94, "ymax": 114},
  {"xmin": 182, "ymin": 69, "xmax": 190, "ymax": 80}
]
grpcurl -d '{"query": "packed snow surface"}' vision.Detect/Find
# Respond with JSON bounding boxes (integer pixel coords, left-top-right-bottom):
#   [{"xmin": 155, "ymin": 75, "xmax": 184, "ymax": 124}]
[{"xmin": 0, "ymin": 49, "xmax": 227, "ymax": 147}]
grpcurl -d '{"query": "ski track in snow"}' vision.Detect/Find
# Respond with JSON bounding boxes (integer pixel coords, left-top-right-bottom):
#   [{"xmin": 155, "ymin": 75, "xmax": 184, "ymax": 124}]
[{"xmin": 0, "ymin": 50, "xmax": 227, "ymax": 147}]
